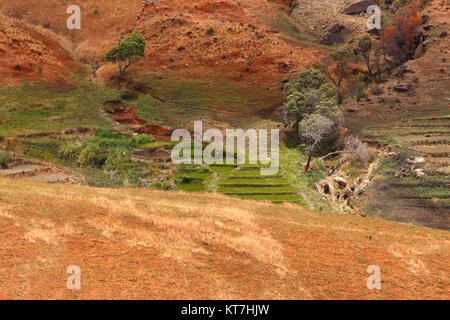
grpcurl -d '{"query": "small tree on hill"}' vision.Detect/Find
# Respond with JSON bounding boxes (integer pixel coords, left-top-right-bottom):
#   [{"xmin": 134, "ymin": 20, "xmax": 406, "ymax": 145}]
[
  {"xmin": 314, "ymin": 48, "xmax": 353, "ymax": 104},
  {"xmin": 106, "ymin": 33, "xmax": 146, "ymax": 88},
  {"xmin": 357, "ymin": 36, "xmax": 374, "ymax": 83},
  {"xmin": 299, "ymin": 114, "xmax": 334, "ymax": 172}
]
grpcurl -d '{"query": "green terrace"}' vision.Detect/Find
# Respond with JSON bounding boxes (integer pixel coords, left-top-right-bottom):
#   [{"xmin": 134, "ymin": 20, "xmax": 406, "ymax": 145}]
[
  {"xmin": 175, "ymin": 162, "xmax": 304, "ymax": 204},
  {"xmin": 216, "ymin": 164, "xmax": 304, "ymax": 204}
]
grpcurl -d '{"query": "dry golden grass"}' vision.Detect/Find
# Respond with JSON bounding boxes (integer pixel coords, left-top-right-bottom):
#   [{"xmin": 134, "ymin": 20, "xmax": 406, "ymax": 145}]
[{"xmin": 0, "ymin": 177, "xmax": 448, "ymax": 299}]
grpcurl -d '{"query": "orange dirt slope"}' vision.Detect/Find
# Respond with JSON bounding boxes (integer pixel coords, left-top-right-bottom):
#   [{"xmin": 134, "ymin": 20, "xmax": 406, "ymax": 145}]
[
  {"xmin": 0, "ymin": 13, "xmax": 83, "ymax": 84},
  {"xmin": 0, "ymin": 177, "xmax": 448, "ymax": 299},
  {"xmin": 0, "ymin": 0, "xmax": 324, "ymax": 87}
]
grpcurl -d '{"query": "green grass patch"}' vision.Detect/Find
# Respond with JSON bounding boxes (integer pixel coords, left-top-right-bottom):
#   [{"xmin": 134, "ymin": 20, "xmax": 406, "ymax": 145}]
[
  {"xmin": 219, "ymin": 177, "xmax": 290, "ymax": 186},
  {"xmin": 218, "ymin": 185, "xmax": 298, "ymax": 194},
  {"xmin": 0, "ymin": 79, "xmax": 122, "ymax": 136},
  {"xmin": 128, "ymin": 74, "xmax": 284, "ymax": 128}
]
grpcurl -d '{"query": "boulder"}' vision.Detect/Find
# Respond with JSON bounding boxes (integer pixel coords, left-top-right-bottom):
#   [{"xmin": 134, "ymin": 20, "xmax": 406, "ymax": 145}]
[
  {"xmin": 394, "ymin": 84, "xmax": 409, "ymax": 92},
  {"xmin": 423, "ymin": 39, "xmax": 434, "ymax": 47},
  {"xmin": 413, "ymin": 168, "xmax": 425, "ymax": 177},
  {"xmin": 343, "ymin": 187, "xmax": 353, "ymax": 199},
  {"xmin": 368, "ymin": 28, "xmax": 380, "ymax": 36},
  {"xmin": 319, "ymin": 33, "xmax": 344, "ymax": 46},
  {"xmin": 440, "ymin": 31, "xmax": 448, "ymax": 38},
  {"xmin": 406, "ymin": 157, "xmax": 426, "ymax": 164},
  {"xmin": 343, "ymin": 1, "xmax": 376, "ymax": 15},
  {"xmin": 328, "ymin": 24, "xmax": 346, "ymax": 34},
  {"xmin": 372, "ymin": 87, "xmax": 384, "ymax": 95},
  {"xmin": 413, "ymin": 44, "xmax": 425, "ymax": 59},
  {"xmin": 333, "ymin": 176, "xmax": 347, "ymax": 189},
  {"xmin": 320, "ymin": 183, "xmax": 330, "ymax": 194},
  {"xmin": 423, "ymin": 24, "xmax": 434, "ymax": 31}
]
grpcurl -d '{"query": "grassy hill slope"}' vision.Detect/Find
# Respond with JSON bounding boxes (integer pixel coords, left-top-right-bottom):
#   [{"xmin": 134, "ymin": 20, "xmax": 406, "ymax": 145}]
[{"xmin": 0, "ymin": 177, "xmax": 448, "ymax": 299}]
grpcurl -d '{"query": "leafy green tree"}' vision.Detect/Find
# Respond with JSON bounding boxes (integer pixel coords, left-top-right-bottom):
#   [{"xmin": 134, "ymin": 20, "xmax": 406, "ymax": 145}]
[
  {"xmin": 284, "ymin": 69, "xmax": 335, "ymax": 134},
  {"xmin": 106, "ymin": 33, "xmax": 146, "ymax": 88}
]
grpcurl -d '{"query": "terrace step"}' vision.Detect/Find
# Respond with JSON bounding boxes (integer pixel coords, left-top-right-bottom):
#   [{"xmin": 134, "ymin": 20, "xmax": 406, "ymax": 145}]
[
  {"xmin": 0, "ymin": 164, "xmax": 50, "ymax": 177},
  {"xmin": 408, "ymin": 139, "xmax": 450, "ymax": 145},
  {"xmin": 32, "ymin": 173, "xmax": 72, "ymax": 183},
  {"xmin": 224, "ymin": 175, "xmax": 284, "ymax": 179},
  {"xmin": 401, "ymin": 117, "xmax": 450, "ymax": 122},
  {"xmin": 224, "ymin": 192, "xmax": 299, "ymax": 196}
]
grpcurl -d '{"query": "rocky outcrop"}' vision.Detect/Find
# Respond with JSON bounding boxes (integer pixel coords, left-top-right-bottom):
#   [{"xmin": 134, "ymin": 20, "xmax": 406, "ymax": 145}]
[
  {"xmin": 319, "ymin": 33, "xmax": 344, "ymax": 46},
  {"xmin": 343, "ymin": 1, "xmax": 376, "ymax": 15}
]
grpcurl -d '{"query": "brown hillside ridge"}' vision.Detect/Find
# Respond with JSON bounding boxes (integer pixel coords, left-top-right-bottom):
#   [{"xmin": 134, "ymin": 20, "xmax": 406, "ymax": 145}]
[
  {"xmin": 0, "ymin": 177, "xmax": 448, "ymax": 299},
  {"xmin": 0, "ymin": 0, "xmax": 324, "ymax": 86},
  {"xmin": 125, "ymin": 0, "xmax": 325, "ymax": 85}
]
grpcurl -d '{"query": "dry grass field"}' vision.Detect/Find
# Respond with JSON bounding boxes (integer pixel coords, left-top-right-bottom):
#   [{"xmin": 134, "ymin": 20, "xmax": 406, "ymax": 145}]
[{"xmin": 0, "ymin": 177, "xmax": 448, "ymax": 299}]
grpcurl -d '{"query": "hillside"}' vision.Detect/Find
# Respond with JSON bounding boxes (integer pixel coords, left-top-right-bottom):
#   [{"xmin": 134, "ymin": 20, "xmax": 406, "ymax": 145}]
[
  {"xmin": 0, "ymin": 13, "xmax": 83, "ymax": 84},
  {"xmin": 342, "ymin": 2, "xmax": 450, "ymax": 230},
  {"xmin": 0, "ymin": 0, "xmax": 449, "ymax": 301},
  {"xmin": 0, "ymin": 177, "xmax": 448, "ymax": 299},
  {"xmin": 0, "ymin": 0, "xmax": 324, "ymax": 87}
]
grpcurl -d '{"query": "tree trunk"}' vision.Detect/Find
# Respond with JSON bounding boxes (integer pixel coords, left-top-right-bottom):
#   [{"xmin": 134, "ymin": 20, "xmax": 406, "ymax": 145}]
[
  {"xmin": 337, "ymin": 90, "xmax": 343, "ymax": 104},
  {"xmin": 117, "ymin": 74, "xmax": 122, "ymax": 89},
  {"xmin": 294, "ymin": 120, "xmax": 300, "ymax": 143},
  {"xmin": 305, "ymin": 153, "xmax": 312, "ymax": 172}
]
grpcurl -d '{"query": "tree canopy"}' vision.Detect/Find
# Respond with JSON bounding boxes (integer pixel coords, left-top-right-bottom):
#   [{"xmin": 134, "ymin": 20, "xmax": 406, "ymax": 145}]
[{"xmin": 106, "ymin": 33, "xmax": 146, "ymax": 88}]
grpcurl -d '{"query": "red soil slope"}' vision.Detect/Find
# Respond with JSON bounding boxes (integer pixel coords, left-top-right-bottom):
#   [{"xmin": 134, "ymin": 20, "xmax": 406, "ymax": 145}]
[
  {"xmin": 0, "ymin": 0, "xmax": 323, "ymax": 87},
  {"xmin": 130, "ymin": 0, "xmax": 323, "ymax": 85},
  {"xmin": 0, "ymin": 14, "xmax": 82, "ymax": 84}
]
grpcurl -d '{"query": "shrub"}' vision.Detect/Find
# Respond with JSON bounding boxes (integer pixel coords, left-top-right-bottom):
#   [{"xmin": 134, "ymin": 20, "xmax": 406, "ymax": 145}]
[
  {"xmin": 381, "ymin": 4, "xmax": 422, "ymax": 66},
  {"xmin": 0, "ymin": 152, "xmax": 13, "ymax": 169},
  {"xmin": 284, "ymin": 68, "xmax": 338, "ymax": 132},
  {"xmin": 151, "ymin": 180, "xmax": 175, "ymax": 190},
  {"xmin": 345, "ymin": 136, "xmax": 369, "ymax": 163},
  {"xmin": 58, "ymin": 143, "xmax": 82, "ymax": 161}
]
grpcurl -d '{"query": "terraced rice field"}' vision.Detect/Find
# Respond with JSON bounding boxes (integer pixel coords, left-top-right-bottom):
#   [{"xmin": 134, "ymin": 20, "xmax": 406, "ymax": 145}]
[
  {"xmin": 214, "ymin": 164, "xmax": 304, "ymax": 204},
  {"xmin": 362, "ymin": 115, "xmax": 450, "ymax": 230},
  {"xmin": 175, "ymin": 163, "xmax": 304, "ymax": 204},
  {"xmin": 175, "ymin": 166, "xmax": 212, "ymax": 192}
]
